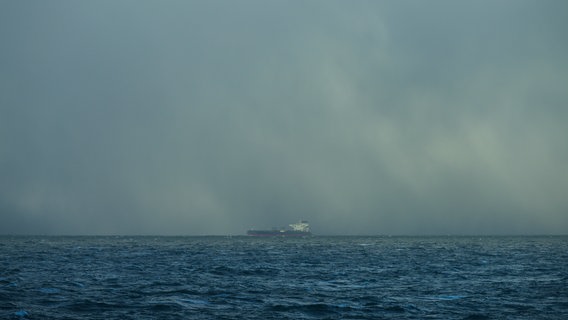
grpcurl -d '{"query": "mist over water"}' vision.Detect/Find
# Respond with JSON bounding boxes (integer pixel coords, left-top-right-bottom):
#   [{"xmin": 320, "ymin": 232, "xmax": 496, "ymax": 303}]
[{"xmin": 1, "ymin": 1, "xmax": 567, "ymax": 235}]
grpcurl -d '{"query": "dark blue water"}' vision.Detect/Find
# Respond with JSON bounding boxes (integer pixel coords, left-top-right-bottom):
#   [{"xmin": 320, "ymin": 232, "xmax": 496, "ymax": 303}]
[{"xmin": 1, "ymin": 236, "xmax": 567, "ymax": 319}]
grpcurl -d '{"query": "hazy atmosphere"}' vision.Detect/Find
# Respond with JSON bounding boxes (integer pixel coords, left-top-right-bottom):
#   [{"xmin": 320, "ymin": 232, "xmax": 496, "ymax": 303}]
[{"xmin": 1, "ymin": 1, "xmax": 567, "ymax": 235}]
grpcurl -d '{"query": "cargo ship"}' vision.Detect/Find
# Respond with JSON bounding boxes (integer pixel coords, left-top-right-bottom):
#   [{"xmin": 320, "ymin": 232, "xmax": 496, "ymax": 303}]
[{"xmin": 247, "ymin": 220, "xmax": 311, "ymax": 237}]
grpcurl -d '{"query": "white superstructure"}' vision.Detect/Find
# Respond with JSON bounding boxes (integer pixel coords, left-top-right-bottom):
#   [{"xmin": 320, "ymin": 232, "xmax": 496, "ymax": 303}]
[{"xmin": 289, "ymin": 220, "xmax": 310, "ymax": 232}]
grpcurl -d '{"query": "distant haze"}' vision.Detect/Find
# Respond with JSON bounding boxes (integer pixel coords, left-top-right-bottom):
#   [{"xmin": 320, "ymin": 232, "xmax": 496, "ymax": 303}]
[{"xmin": 1, "ymin": 1, "xmax": 567, "ymax": 235}]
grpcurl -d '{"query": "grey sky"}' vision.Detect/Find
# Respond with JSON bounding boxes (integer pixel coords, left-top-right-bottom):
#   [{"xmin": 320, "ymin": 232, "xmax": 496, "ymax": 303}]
[{"xmin": 1, "ymin": 1, "xmax": 567, "ymax": 235}]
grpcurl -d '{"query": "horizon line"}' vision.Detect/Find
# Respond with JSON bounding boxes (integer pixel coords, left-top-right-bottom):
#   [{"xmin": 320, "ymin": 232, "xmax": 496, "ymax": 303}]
[{"xmin": 1, "ymin": 233, "xmax": 566, "ymax": 237}]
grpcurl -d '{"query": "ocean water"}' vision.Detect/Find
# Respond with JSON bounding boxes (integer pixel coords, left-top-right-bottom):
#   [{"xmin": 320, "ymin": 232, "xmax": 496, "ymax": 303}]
[{"xmin": 1, "ymin": 236, "xmax": 567, "ymax": 319}]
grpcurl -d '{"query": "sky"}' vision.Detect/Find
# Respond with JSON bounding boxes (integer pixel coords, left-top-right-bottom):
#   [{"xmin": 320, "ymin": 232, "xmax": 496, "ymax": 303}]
[{"xmin": 1, "ymin": 1, "xmax": 567, "ymax": 235}]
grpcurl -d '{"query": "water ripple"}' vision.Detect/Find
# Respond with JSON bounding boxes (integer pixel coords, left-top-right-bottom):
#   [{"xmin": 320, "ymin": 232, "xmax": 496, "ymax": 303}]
[{"xmin": 0, "ymin": 236, "xmax": 566, "ymax": 319}]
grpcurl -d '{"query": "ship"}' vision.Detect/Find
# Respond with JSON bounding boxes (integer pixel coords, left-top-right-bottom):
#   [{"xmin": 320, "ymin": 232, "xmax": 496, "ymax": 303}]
[{"xmin": 247, "ymin": 220, "xmax": 311, "ymax": 237}]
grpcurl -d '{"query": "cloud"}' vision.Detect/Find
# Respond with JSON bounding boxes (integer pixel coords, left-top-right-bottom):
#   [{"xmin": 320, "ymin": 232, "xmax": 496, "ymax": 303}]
[{"xmin": 0, "ymin": 1, "xmax": 567, "ymax": 235}]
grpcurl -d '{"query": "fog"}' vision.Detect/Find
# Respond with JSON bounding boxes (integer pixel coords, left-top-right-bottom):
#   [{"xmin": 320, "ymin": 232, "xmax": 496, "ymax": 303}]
[{"xmin": 1, "ymin": 1, "xmax": 567, "ymax": 235}]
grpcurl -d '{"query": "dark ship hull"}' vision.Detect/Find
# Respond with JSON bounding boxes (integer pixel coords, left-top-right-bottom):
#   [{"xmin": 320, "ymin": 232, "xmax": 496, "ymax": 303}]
[
  {"xmin": 247, "ymin": 220, "xmax": 311, "ymax": 237},
  {"xmin": 246, "ymin": 230, "xmax": 311, "ymax": 237}
]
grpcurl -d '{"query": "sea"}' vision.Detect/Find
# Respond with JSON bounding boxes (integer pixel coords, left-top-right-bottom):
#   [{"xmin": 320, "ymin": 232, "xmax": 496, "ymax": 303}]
[{"xmin": 1, "ymin": 236, "xmax": 567, "ymax": 319}]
